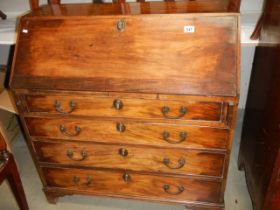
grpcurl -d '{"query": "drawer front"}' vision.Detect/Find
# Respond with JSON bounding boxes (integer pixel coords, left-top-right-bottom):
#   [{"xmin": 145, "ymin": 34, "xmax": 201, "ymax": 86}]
[
  {"xmin": 22, "ymin": 94, "xmax": 223, "ymax": 122},
  {"xmin": 42, "ymin": 167, "xmax": 222, "ymax": 204},
  {"xmin": 25, "ymin": 117, "xmax": 229, "ymax": 150},
  {"xmin": 34, "ymin": 141, "xmax": 225, "ymax": 177},
  {"xmin": 12, "ymin": 15, "xmax": 238, "ymax": 96}
]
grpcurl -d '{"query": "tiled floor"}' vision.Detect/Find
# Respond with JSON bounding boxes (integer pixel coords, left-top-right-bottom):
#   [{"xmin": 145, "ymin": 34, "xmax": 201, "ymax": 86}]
[{"xmin": 0, "ymin": 110, "xmax": 252, "ymax": 210}]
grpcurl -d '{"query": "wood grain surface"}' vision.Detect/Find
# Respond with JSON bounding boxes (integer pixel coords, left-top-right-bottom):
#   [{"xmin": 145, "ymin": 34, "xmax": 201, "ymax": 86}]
[
  {"xmin": 42, "ymin": 166, "xmax": 222, "ymax": 204},
  {"xmin": 25, "ymin": 117, "xmax": 229, "ymax": 150},
  {"xmin": 34, "ymin": 140, "xmax": 225, "ymax": 177},
  {"xmin": 11, "ymin": 14, "xmax": 238, "ymax": 96},
  {"xmin": 21, "ymin": 93, "xmax": 224, "ymax": 122}
]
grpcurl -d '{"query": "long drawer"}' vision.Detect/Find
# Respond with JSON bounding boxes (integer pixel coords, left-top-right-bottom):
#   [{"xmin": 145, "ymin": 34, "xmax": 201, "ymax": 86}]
[
  {"xmin": 20, "ymin": 93, "xmax": 224, "ymax": 122},
  {"xmin": 25, "ymin": 117, "xmax": 229, "ymax": 150},
  {"xmin": 34, "ymin": 141, "xmax": 225, "ymax": 177},
  {"xmin": 42, "ymin": 166, "xmax": 222, "ymax": 204}
]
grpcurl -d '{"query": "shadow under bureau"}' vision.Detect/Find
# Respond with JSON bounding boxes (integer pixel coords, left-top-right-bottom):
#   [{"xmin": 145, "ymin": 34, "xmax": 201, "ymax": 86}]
[{"xmin": 9, "ymin": 2, "xmax": 240, "ymax": 210}]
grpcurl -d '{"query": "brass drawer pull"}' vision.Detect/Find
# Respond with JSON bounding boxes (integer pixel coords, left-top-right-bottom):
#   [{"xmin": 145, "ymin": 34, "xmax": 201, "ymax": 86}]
[
  {"xmin": 73, "ymin": 176, "xmax": 80, "ymax": 185},
  {"xmin": 162, "ymin": 131, "xmax": 187, "ymax": 144},
  {"xmin": 161, "ymin": 106, "xmax": 187, "ymax": 119},
  {"xmin": 163, "ymin": 158, "xmax": 185, "ymax": 169},
  {"xmin": 122, "ymin": 173, "xmax": 131, "ymax": 182},
  {"xmin": 117, "ymin": 19, "xmax": 126, "ymax": 32},
  {"xmin": 67, "ymin": 149, "xmax": 87, "ymax": 161},
  {"xmin": 163, "ymin": 184, "xmax": 184, "ymax": 195},
  {"xmin": 86, "ymin": 176, "xmax": 93, "ymax": 186},
  {"xmin": 73, "ymin": 176, "xmax": 93, "ymax": 186},
  {"xmin": 116, "ymin": 122, "xmax": 126, "ymax": 133},
  {"xmin": 113, "ymin": 99, "xmax": 123, "ymax": 110},
  {"xmin": 59, "ymin": 125, "xmax": 81, "ymax": 136},
  {"xmin": 54, "ymin": 100, "xmax": 76, "ymax": 114},
  {"xmin": 119, "ymin": 148, "xmax": 128, "ymax": 157}
]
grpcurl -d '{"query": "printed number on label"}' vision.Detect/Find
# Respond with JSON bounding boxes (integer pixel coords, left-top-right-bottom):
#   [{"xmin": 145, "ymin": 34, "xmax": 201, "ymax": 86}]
[{"xmin": 184, "ymin": 26, "xmax": 195, "ymax": 33}]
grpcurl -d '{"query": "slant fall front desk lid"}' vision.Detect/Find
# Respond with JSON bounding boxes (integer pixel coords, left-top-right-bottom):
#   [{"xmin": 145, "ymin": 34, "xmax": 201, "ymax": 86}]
[{"xmin": 10, "ymin": 2, "xmax": 240, "ymax": 97}]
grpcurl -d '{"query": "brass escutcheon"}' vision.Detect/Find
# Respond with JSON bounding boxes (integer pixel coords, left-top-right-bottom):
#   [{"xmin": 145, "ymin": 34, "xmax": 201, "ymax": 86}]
[{"xmin": 117, "ymin": 19, "xmax": 126, "ymax": 32}]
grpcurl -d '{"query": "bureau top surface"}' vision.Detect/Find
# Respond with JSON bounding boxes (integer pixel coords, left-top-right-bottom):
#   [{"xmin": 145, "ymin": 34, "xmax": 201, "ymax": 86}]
[
  {"xmin": 24, "ymin": 1, "xmax": 237, "ymax": 17},
  {"xmin": 11, "ymin": 2, "xmax": 240, "ymax": 97}
]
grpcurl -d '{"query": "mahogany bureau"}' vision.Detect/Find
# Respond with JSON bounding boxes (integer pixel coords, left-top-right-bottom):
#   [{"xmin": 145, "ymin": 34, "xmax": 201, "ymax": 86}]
[{"xmin": 10, "ymin": 1, "xmax": 240, "ymax": 210}]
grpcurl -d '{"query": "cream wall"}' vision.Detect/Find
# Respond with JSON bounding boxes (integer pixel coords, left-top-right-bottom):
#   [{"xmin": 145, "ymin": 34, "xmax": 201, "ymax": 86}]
[{"xmin": 241, "ymin": 0, "xmax": 264, "ymax": 11}]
